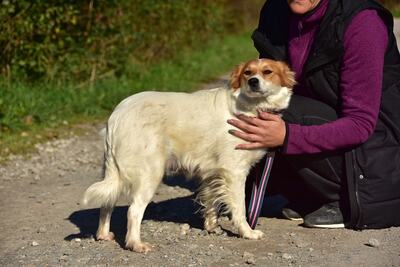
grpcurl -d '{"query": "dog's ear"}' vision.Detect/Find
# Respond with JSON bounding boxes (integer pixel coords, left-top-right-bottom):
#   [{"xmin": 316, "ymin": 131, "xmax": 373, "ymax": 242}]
[
  {"xmin": 277, "ymin": 61, "xmax": 296, "ymax": 88},
  {"xmin": 230, "ymin": 63, "xmax": 245, "ymax": 89}
]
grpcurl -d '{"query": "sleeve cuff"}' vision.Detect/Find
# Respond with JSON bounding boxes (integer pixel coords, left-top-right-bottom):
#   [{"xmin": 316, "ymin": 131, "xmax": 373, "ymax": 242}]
[{"xmin": 279, "ymin": 121, "xmax": 290, "ymax": 154}]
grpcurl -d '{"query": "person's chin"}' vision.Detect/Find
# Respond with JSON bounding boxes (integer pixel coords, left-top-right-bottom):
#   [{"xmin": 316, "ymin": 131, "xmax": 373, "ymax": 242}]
[{"xmin": 288, "ymin": 0, "xmax": 315, "ymax": 14}]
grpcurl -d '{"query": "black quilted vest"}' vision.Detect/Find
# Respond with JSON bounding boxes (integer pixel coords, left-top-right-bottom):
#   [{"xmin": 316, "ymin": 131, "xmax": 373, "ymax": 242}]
[{"xmin": 252, "ymin": 0, "xmax": 400, "ymax": 229}]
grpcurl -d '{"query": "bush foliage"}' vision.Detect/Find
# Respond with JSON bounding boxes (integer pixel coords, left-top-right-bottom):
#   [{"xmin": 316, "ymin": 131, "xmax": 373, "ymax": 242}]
[{"xmin": 0, "ymin": 0, "xmax": 263, "ymax": 83}]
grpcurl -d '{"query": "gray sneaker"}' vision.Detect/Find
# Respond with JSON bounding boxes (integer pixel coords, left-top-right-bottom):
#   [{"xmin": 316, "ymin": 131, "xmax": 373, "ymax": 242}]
[{"xmin": 303, "ymin": 202, "xmax": 345, "ymax": 229}]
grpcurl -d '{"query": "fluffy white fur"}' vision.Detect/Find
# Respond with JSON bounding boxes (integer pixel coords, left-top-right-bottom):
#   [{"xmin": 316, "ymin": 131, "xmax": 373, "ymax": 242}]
[{"xmin": 83, "ymin": 59, "xmax": 295, "ymax": 253}]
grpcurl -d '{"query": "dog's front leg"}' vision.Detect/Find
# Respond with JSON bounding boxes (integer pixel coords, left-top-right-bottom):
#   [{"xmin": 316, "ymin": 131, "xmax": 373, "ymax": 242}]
[{"xmin": 229, "ymin": 174, "xmax": 264, "ymax": 240}]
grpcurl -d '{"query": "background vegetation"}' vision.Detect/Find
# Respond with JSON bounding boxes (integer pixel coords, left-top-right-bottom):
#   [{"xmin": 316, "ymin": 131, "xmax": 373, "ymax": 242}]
[
  {"xmin": 0, "ymin": 0, "xmax": 264, "ymax": 156},
  {"xmin": 0, "ymin": 0, "xmax": 398, "ymax": 157},
  {"xmin": 382, "ymin": 0, "xmax": 400, "ymax": 16},
  {"xmin": 0, "ymin": 0, "xmax": 263, "ymax": 83}
]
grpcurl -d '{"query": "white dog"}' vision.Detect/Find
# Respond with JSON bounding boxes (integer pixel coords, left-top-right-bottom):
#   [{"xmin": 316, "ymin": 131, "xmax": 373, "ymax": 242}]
[{"xmin": 83, "ymin": 58, "xmax": 295, "ymax": 253}]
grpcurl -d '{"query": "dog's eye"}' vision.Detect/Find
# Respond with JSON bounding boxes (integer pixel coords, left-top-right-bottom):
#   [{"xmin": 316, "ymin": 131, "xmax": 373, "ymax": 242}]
[
  {"xmin": 243, "ymin": 70, "xmax": 252, "ymax": 76},
  {"xmin": 263, "ymin": 69, "xmax": 273, "ymax": 75}
]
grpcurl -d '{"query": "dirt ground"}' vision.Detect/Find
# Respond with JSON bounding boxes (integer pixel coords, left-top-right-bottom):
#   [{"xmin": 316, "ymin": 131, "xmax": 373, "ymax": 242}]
[
  {"xmin": 1, "ymin": 120, "xmax": 400, "ymax": 267},
  {"xmin": 1, "ymin": 20, "xmax": 400, "ymax": 267}
]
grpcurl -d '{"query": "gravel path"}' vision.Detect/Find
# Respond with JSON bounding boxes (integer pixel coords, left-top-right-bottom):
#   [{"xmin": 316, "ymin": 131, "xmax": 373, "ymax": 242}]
[
  {"xmin": 1, "ymin": 20, "xmax": 400, "ymax": 267},
  {"xmin": 1, "ymin": 124, "xmax": 399, "ymax": 267}
]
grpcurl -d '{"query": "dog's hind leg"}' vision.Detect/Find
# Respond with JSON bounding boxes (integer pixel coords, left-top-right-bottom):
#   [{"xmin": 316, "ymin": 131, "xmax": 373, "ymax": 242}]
[
  {"xmin": 124, "ymin": 166, "xmax": 164, "ymax": 253},
  {"xmin": 97, "ymin": 206, "xmax": 115, "ymax": 241},
  {"xmin": 197, "ymin": 173, "xmax": 228, "ymax": 233},
  {"xmin": 83, "ymin": 158, "xmax": 121, "ymax": 241},
  {"xmin": 204, "ymin": 207, "xmax": 219, "ymax": 233}
]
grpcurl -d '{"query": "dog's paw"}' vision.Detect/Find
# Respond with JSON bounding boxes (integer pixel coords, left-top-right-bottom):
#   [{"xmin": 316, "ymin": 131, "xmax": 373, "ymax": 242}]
[
  {"xmin": 96, "ymin": 231, "xmax": 115, "ymax": 241},
  {"xmin": 126, "ymin": 241, "xmax": 153, "ymax": 253},
  {"xmin": 204, "ymin": 214, "xmax": 219, "ymax": 232},
  {"xmin": 241, "ymin": 229, "xmax": 264, "ymax": 240}
]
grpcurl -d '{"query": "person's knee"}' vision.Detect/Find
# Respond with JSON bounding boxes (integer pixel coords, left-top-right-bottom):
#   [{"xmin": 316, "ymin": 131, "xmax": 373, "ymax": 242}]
[{"xmin": 283, "ymin": 95, "xmax": 338, "ymax": 125}]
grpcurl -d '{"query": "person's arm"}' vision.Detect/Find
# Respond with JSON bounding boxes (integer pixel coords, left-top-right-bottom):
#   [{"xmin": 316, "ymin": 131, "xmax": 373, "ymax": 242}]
[
  {"xmin": 284, "ymin": 9, "xmax": 388, "ymax": 154},
  {"xmin": 228, "ymin": 10, "xmax": 388, "ymax": 153}
]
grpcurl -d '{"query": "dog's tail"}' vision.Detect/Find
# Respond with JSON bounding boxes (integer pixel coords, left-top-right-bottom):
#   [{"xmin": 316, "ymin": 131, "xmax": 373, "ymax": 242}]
[{"xmin": 82, "ymin": 158, "xmax": 121, "ymax": 208}]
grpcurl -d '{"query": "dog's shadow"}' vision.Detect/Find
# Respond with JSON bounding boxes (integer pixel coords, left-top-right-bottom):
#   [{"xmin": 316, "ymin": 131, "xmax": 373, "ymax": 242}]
[
  {"xmin": 65, "ymin": 175, "xmax": 204, "ymax": 247},
  {"xmin": 65, "ymin": 174, "xmax": 287, "ymax": 248}
]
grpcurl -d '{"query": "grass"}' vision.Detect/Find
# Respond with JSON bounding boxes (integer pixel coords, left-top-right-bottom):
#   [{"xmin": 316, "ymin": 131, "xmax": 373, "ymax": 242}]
[
  {"xmin": 386, "ymin": 2, "xmax": 400, "ymax": 17},
  {"xmin": 0, "ymin": 32, "xmax": 258, "ymax": 159}
]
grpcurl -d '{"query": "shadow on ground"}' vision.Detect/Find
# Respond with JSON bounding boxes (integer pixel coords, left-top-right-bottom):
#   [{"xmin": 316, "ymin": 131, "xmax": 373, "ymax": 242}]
[
  {"xmin": 65, "ymin": 174, "xmax": 287, "ymax": 248},
  {"xmin": 65, "ymin": 175, "xmax": 203, "ymax": 247}
]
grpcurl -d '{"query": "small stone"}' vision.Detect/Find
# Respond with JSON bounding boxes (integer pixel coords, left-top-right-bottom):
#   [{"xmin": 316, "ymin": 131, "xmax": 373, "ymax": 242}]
[
  {"xmin": 200, "ymin": 230, "xmax": 208, "ymax": 236},
  {"xmin": 282, "ymin": 253, "xmax": 293, "ymax": 260},
  {"xmin": 245, "ymin": 258, "xmax": 256, "ymax": 265},
  {"xmin": 37, "ymin": 227, "xmax": 47, "ymax": 233},
  {"xmin": 243, "ymin": 251, "xmax": 256, "ymax": 265},
  {"xmin": 267, "ymin": 252, "xmax": 273, "ymax": 257},
  {"xmin": 308, "ymin": 247, "xmax": 314, "ymax": 252},
  {"xmin": 180, "ymin": 223, "xmax": 191, "ymax": 235},
  {"xmin": 294, "ymin": 240, "xmax": 309, "ymax": 248},
  {"xmin": 73, "ymin": 238, "xmax": 82, "ymax": 243},
  {"xmin": 59, "ymin": 254, "xmax": 68, "ymax": 262},
  {"xmin": 212, "ymin": 227, "xmax": 224, "ymax": 235},
  {"xmin": 31, "ymin": 241, "xmax": 39, "ymax": 247},
  {"xmin": 366, "ymin": 238, "xmax": 380, "ymax": 248}
]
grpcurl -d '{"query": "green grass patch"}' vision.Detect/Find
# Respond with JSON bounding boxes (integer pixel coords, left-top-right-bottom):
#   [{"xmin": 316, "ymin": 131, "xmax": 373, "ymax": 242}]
[
  {"xmin": 0, "ymin": 32, "xmax": 258, "ymax": 158},
  {"xmin": 392, "ymin": 9, "xmax": 400, "ymax": 18}
]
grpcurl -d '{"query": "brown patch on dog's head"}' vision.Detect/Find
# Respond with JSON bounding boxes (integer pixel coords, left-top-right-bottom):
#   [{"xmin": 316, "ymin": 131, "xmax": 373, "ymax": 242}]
[
  {"xmin": 230, "ymin": 63, "xmax": 245, "ymax": 90},
  {"xmin": 275, "ymin": 61, "xmax": 296, "ymax": 88}
]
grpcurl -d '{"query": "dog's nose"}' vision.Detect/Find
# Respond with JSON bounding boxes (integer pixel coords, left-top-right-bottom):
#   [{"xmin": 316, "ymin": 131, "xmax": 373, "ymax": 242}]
[{"xmin": 248, "ymin": 78, "xmax": 259, "ymax": 89}]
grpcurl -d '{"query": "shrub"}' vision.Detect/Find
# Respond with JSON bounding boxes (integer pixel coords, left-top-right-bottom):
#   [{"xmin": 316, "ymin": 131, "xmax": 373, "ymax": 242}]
[{"xmin": 0, "ymin": 0, "xmax": 264, "ymax": 83}]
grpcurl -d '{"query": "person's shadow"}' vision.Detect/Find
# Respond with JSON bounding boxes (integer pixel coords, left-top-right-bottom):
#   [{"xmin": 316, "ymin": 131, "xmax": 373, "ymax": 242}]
[{"xmin": 65, "ymin": 174, "xmax": 287, "ymax": 248}]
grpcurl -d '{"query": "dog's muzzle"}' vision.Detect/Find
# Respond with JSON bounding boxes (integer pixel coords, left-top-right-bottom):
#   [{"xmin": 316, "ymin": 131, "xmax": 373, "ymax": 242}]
[{"xmin": 248, "ymin": 77, "xmax": 260, "ymax": 92}]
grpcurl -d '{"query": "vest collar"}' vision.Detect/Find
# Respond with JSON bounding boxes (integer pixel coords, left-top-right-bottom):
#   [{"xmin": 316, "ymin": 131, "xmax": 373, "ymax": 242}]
[{"xmin": 290, "ymin": 0, "xmax": 329, "ymax": 32}]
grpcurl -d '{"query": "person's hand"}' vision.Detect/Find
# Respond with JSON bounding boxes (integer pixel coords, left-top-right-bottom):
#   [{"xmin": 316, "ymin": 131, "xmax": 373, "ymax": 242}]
[{"xmin": 227, "ymin": 111, "xmax": 286, "ymax": 150}]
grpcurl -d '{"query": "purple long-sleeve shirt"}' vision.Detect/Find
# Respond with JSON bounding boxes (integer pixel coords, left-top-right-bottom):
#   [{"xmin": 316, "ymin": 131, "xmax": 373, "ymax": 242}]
[{"xmin": 285, "ymin": 0, "xmax": 389, "ymax": 154}]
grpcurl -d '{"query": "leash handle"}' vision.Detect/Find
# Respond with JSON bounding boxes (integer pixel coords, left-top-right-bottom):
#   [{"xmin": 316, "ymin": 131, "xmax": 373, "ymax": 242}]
[{"xmin": 247, "ymin": 152, "xmax": 275, "ymax": 229}]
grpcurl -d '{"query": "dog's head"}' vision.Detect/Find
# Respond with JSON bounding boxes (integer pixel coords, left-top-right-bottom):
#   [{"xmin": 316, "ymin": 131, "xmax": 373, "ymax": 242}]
[{"xmin": 230, "ymin": 59, "xmax": 296, "ymax": 98}]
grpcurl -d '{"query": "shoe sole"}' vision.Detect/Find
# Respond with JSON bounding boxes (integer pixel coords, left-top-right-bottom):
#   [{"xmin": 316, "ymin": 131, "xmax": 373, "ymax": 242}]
[
  {"xmin": 281, "ymin": 211, "xmax": 303, "ymax": 221},
  {"xmin": 284, "ymin": 217, "xmax": 304, "ymax": 222},
  {"xmin": 303, "ymin": 222, "xmax": 345, "ymax": 229}
]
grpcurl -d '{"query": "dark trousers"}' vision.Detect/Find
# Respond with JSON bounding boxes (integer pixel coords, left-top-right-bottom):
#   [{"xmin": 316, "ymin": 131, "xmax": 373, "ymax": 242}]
[{"xmin": 247, "ymin": 95, "xmax": 349, "ymax": 210}]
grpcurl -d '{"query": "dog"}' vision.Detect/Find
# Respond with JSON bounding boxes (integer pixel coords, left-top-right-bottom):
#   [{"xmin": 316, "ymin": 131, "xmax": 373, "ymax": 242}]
[{"xmin": 83, "ymin": 58, "xmax": 295, "ymax": 253}]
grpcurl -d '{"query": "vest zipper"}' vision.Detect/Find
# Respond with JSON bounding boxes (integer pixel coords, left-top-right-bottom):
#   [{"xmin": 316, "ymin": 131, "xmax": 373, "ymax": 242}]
[{"xmin": 352, "ymin": 150, "xmax": 363, "ymax": 228}]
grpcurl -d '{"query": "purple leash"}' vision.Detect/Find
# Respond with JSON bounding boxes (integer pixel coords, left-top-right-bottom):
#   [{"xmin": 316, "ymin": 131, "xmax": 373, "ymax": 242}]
[{"xmin": 247, "ymin": 152, "xmax": 275, "ymax": 229}]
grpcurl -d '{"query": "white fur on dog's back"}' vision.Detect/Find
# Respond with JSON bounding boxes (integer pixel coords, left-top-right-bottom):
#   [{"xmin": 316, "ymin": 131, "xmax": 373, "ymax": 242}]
[{"xmin": 82, "ymin": 88, "xmax": 250, "ymax": 209}]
